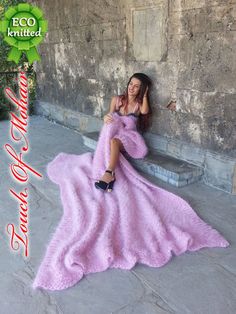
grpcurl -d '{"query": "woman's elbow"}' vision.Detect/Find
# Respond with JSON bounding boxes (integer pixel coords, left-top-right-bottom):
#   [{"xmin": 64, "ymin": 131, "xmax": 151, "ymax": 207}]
[{"xmin": 140, "ymin": 109, "xmax": 149, "ymax": 115}]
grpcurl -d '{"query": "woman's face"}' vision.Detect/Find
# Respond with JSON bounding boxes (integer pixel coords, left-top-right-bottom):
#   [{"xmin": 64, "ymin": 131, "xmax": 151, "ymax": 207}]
[{"xmin": 128, "ymin": 77, "xmax": 141, "ymax": 97}]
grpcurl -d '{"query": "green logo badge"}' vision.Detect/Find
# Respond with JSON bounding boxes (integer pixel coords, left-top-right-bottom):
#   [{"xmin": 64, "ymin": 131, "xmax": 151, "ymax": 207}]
[{"xmin": 0, "ymin": 3, "xmax": 48, "ymax": 64}]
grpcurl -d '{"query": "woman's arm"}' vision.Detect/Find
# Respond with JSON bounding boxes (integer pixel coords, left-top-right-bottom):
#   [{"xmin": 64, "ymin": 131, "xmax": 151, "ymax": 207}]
[
  {"xmin": 108, "ymin": 96, "xmax": 117, "ymax": 113},
  {"xmin": 103, "ymin": 96, "xmax": 117, "ymax": 124},
  {"xmin": 140, "ymin": 87, "xmax": 149, "ymax": 114}
]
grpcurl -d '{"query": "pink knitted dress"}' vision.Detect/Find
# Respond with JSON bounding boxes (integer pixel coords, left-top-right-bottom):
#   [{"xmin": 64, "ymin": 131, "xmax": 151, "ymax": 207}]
[{"xmin": 32, "ymin": 95, "xmax": 230, "ymax": 291}]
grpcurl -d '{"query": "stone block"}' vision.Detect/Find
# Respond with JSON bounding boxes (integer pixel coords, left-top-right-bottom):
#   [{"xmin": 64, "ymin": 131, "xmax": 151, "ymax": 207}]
[
  {"xmin": 167, "ymin": 34, "xmax": 181, "ymax": 64},
  {"xmin": 177, "ymin": 36, "xmax": 195, "ymax": 89},
  {"xmin": 192, "ymin": 32, "xmax": 236, "ymax": 94},
  {"xmin": 181, "ymin": 0, "xmax": 205, "ymax": 10},
  {"xmin": 168, "ymin": 177, "xmax": 187, "ymax": 187},
  {"xmin": 167, "ymin": 138, "xmax": 183, "ymax": 158},
  {"xmin": 34, "ymin": 101, "xmax": 51, "ymax": 116},
  {"xmin": 203, "ymin": 176, "xmax": 233, "ymax": 194},
  {"xmin": 79, "ymin": 115, "xmax": 103, "ymax": 132},
  {"xmin": 82, "ymin": 135, "xmax": 97, "ymax": 150},
  {"xmin": 46, "ymin": 28, "xmax": 60, "ymax": 44},
  {"xmin": 194, "ymin": 9, "xmax": 208, "ymax": 33},
  {"xmin": 101, "ymin": 22, "xmax": 113, "ymax": 41},
  {"xmin": 224, "ymin": 93, "xmax": 236, "ymax": 121},
  {"xmin": 132, "ymin": 5, "xmax": 165, "ymax": 61},
  {"xmin": 151, "ymin": 109, "xmax": 175, "ymax": 136},
  {"xmin": 207, "ymin": 6, "xmax": 226, "ymax": 32},
  {"xmin": 187, "ymin": 174, "xmax": 203, "ymax": 185},
  {"xmin": 101, "ymin": 39, "xmax": 124, "ymax": 58},
  {"xmin": 69, "ymin": 26, "xmax": 86, "ymax": 43},
  {"xmin": 64, "ymin": 110, "xmax": 80, "ymax": 129},
  {"xmin": 143, "ymin": 133, "xmax": 168, "ymax": 153},
  {"xmin": 181, "ymin": 143, "xmax": 205, "ymax": 166},
  {"xmin": 233, "ymin": 164, "xmax": 236, "ymax": 194},
  {"xmin": 179, "ymin": 9, "xmax": 196, "ymax": 35},
  {"xmin": 204, "ymin": 151, "xmax": 235, "ymax": 193},
  {"xmin": 169, "ymin": 0, "xmax": 182, "ymax": 12},
  {"xmin": 91, "ymin": 22, "xmax": 117, "ymax": 42},
  {"xmin": 35, "ymin": 102, "xmax": 103, "ymax": 133},
  {"xmin": 84, "ymin": 0, "xmax": 122, "ymax": 24},
  {"xmin": 156, "ymin": 173, "xmax": 169, "ymax": 183},
  {"xmin": 169, "ymin": 11, "xmax": 183, "ymax": 34},
  {"xmin": 50, "ymin": 104, "xmax": 65, "ymax": 123}
]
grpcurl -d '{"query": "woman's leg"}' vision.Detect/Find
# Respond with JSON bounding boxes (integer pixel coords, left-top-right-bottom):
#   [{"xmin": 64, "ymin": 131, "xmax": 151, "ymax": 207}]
[{"xmin": 99, "ymin": 138, "xmax": 124, "ymax": 183}]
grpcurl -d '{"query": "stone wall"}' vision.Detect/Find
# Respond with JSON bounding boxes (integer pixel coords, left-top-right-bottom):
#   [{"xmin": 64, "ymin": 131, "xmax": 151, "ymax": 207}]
[{"xmin": 31, "ymin": 0, "xmax": 236, "ymax": 158}]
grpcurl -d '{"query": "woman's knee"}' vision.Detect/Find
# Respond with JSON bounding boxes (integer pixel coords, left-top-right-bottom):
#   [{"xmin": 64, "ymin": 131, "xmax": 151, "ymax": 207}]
[
  {"xmin": 111, "ymin": 138, "xmax": 119, "ymax": 144},
  {"xmin": 110, "ymin": 138, "xmax": 123, "ymax": 150}
]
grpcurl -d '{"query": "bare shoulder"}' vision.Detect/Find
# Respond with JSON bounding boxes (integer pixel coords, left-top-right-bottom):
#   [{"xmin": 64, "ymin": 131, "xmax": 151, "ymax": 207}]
[
  {"xmin": 109, "ymin": 95, "xmax": 118, "ymax": 113},
  {"xmin": 111, "ymin": 95, "xmax": 117, "ymax": 101}
]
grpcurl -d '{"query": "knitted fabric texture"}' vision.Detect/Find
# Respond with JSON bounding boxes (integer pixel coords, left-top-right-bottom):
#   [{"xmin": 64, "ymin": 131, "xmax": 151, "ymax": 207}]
[{"xmin": 32, "ymin": 112, "xmax": 230, "ymax": 291}]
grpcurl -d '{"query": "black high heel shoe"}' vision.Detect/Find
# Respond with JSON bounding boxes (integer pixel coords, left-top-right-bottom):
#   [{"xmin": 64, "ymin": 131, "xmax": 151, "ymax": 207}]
[{"xmin": 95, "ymin": 170, "xmax": 116, "ymax": 192}]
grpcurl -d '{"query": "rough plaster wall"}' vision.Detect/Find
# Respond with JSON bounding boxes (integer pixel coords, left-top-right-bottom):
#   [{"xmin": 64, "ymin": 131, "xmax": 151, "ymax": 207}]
[
  {"xmin": 30, "ymin": 0, "xmax": 124, "ymax": 117},
  {"xmin": 170, "ymin": 0, "xmax": 236, "ymax": 157},
  {"xmin": 31, "ymin": 0, "xmax": 236, "ymax": 157}
]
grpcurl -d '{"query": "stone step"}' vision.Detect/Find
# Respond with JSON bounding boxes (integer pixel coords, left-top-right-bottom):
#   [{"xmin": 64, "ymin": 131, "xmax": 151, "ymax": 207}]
[{"xmin": 81, "ymin": 131, "xmax": 204, "ymax": 187}]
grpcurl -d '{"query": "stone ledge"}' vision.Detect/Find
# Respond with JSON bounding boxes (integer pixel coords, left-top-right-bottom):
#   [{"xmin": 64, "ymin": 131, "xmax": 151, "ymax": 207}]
[
  {"xmin": 34, "ymin": 100, "xmax": 103, "ymax": 132},
  {"xmin": 82, "ymin": 131, "xmax": 204, "ymax": 188}
]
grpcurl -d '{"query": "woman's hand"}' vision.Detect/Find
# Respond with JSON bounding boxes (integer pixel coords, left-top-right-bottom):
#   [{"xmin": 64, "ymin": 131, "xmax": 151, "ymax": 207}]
[
  {"xmin": 144, "ymin": 86, "xmax": 149, "ymax": 97},
  {"xmin": 103, "ymin": 113, "xmax": 114, "ymax": 124}
]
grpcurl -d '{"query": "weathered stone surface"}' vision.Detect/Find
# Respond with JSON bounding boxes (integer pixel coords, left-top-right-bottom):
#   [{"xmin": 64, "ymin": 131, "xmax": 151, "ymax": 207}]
[
  {"xmin": 204, "ymin": 151, "xmax": 236, "ymax": 193},
  {"xmin": 31, "ymin": 0, "xmax": 236, "ymax": 158},
  {"xmin": 35, "ymin": 101, "xmax": 103, "ymax": 132},
  {"xmin": 143, "ymin": 132, "xmax": 168, "ymax": 152},
  {"xmin": 233, "ymin": 165, "xmax": 236, "ymax": 194},
  {"xmin": 132, "ymin": 6, "xmax": 165, "ymax": 61}
]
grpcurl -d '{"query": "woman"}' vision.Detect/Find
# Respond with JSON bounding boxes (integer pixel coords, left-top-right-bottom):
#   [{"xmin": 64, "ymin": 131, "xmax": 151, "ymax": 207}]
[{"xmin": 95, "ymin": 72, "xmax": 152, "ymax": 192}]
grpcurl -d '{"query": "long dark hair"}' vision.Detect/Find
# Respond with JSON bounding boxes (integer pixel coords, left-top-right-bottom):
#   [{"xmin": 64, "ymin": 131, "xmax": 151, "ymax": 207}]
[{"xmin": 119, "ymin": 73, "xmax": 152, "ymax": 133}]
